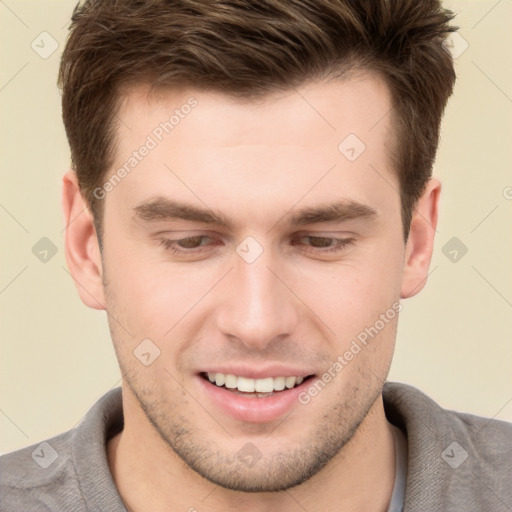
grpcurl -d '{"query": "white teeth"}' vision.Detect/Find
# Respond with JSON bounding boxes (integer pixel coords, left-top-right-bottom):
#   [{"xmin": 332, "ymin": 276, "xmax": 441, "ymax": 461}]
[
  {"xmin": 224, "ymin": 374, "xmax": 238, "ymax": 389},
  {"xmin": 255, "ymin": 377, "xmax": 274, "ymax": 393},
  {"xmin": 285, "ymin": 376, "xmax": 296, "ymax": 389},
  {"xmin": 237, "ymin": 376, "xmax": 255, "ymax": 392},
  {"xmin": 273, "ymin": 376, "xmax": 286, "ymax": 391},
  {"xmin": 206, "ymin": 372, "xmax": 307, "ymax": 393}
]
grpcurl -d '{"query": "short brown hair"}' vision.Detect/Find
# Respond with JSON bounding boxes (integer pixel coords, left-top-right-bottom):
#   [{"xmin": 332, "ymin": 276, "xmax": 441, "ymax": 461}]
[{"xmin": 58, "ymin": 0, "xmax": 457, "ymax": 241}]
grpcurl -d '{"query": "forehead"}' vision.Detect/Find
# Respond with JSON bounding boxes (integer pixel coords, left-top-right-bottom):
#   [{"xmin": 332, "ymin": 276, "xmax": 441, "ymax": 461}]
[
  {"xmin": 106, "ymin": 73, "xmax": 398, "ymax": 229},
  {"xmin": 116, "ymin": 71, "xmax": 393, "ymax": 150}
]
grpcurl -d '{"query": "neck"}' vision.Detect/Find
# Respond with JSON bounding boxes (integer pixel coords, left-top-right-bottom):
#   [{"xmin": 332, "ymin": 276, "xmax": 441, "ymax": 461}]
[{"xmin": 107, "ymin": 388, "xmax": 396, "ymax": 512}]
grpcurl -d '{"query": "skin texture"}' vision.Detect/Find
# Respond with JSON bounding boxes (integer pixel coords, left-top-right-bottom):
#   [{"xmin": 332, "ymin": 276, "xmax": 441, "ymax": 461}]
[{"xmin": 62, "ymin": 72, "xmax": 440, "ymax": 512}]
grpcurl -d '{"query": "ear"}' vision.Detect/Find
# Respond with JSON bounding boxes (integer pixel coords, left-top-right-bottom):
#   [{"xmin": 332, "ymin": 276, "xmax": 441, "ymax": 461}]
[
  {"xmin": 62, "ymin": 170, "xmax": 106, "ymax": 310},
  {"xmin": 401, "ymin": 178, "xmax": 441, "ymax": 298}
]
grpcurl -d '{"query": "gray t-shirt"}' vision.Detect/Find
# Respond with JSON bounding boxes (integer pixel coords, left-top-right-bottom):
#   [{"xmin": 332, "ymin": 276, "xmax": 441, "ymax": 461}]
[{"xmin": 1, "ymin": 382, "xmax": 511, "ymax": 511}]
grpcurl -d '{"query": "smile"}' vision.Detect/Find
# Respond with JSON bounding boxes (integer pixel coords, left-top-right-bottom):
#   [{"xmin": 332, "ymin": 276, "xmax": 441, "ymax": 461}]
[
  {"xmin": 204, "ymin": 372, "xmax": 311, "ymax": 395},
  {"xmin": 197, "ymin": 371, "xmax": 315, "ymax": 422}
]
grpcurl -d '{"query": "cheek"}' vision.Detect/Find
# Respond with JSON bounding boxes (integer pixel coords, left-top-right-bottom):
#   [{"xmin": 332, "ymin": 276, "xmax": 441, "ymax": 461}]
[
  {"xmin": 308, "ymin": 274, "xmax": 400, "ymax": 399},
  {"xmin": 103, "ymin": 238, "xmax": 221, "ymax": 338},
  {"xmin": 293, "ymin": 246, "xmax": 403, "ymax": 338}
]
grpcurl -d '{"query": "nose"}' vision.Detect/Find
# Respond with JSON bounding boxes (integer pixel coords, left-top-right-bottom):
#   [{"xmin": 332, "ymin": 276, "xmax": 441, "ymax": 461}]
[{"xmin": 215, "ymin": 249, "xmax": 299, "ymax": 350}]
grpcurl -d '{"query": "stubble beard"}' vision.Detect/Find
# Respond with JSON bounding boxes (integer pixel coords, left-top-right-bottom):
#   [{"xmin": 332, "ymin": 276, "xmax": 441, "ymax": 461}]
[{"xmin": 120, "ymin": 364, "xmax": 382, "ymax": 493}]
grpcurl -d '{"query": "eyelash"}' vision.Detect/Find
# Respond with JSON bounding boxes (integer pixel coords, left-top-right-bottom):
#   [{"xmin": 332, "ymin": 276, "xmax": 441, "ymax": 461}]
[
  {"xmin": 291, "ymin": 235, "xmax": 354, "ymax": 253},
  {"xmin": 158, "ymin": 235, "xmax": 354, "ymax": 256},
  {"xmin": 159, "ymin": 236, "xmax": 214, "ymax": 254}
]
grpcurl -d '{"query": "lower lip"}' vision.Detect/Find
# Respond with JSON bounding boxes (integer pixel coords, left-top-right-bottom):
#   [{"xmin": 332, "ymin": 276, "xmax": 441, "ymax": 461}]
[{"xmin": 197, "ymin": 375, "xmax": 311, "ymax": 423}]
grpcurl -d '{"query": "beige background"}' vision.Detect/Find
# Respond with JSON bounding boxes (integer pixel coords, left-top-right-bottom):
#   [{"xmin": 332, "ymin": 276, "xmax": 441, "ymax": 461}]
[{"xmin": 1, "ymin": 0, "xmax": 511, "ymax": 454}]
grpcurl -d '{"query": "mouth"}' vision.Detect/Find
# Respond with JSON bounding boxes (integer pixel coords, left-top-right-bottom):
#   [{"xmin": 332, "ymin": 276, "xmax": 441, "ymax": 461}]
[
  {"xmin": 197, "ymin": 367, "xmax": 317, "ymax": 422},
  {"xmin": 200, "ymin": 371, "xmax": 315, "ymax": 398}
]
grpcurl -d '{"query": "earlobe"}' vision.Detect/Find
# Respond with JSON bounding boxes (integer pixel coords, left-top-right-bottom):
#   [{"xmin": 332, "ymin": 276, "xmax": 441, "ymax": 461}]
[
  {"xmin": 400, "ymin": 178, "xmax": 441, "ymax": 299},
  {"xmin": 62, "ymin": 170, "xmax": 106, "ymax": 310}
]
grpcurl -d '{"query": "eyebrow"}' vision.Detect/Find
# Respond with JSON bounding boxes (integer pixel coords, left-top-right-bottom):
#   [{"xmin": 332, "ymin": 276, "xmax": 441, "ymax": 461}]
[
  {"xmin": 132, "ymin": 196, "xmax": 377, "ymax": 229},
  {"xmin": 133, "ymin": 197, "xmax": 232, "ymax": 227},
  {"xmin": 287, "ymin": 201, "xmax": 377, "ymax": 226}
]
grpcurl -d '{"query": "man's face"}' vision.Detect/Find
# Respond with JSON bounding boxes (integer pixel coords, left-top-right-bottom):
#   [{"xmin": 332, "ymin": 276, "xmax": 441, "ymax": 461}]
[{"xmin": 101, "ymin": 73, "xmax": 405, "ymax": 491}]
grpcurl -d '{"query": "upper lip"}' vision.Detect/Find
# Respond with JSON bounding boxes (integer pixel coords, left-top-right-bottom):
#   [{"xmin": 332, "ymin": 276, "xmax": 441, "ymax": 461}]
[{"xmin": 199, "ymin": 364, "xmax": 315, "ymax": 380}]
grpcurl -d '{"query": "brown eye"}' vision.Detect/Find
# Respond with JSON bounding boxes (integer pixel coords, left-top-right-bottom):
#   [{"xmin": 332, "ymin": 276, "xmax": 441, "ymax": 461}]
[
  {"xmin": 159, "ymin": 235, "xmax": 215, "ymax": 255},
  {"xmin": 291, "ymin": 235, "xmax": 354, "ymax": 255},
  {"xmin": 177, "ymin": 236, "xmax": 206, "ymax": 249},
  {"xmin": 305, "ymin": 236, "xmax": 335, "ymax": 248}
]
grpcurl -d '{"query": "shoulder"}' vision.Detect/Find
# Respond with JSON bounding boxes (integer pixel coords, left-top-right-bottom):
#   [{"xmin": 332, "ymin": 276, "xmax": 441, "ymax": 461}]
[
  {"xmin": 384, "ymin": 380, "xmax": 512, "ymax": 433},
  {"xmin": 384, "ymin": 380, "xmax": 512, "ymax": 445},
  {"xmin": 0, "ymin": 429, "xmax": 87, "ymax": 511},
  {"xmin": 383, "ymin": 381, "xmax": 512, "ymax": 511},
  {"xmin": 0, "ymin": 387, "xmax": 124, "ymax": 512}
]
